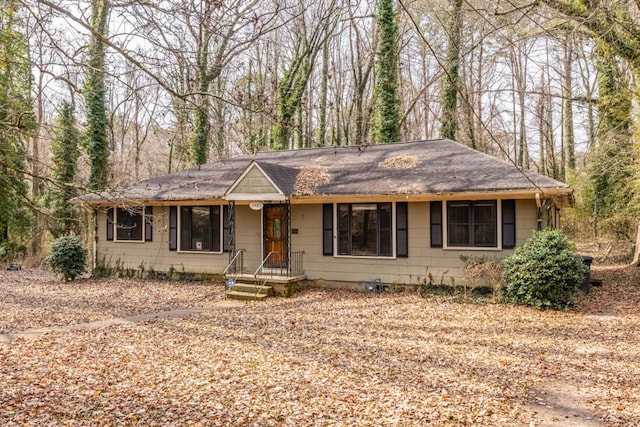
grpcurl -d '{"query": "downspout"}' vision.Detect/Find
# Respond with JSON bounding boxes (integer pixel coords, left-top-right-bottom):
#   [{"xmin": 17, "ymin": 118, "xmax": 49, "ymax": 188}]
[{"xmin": 535, "ymin": 192, "xmax": 543, "ymax": 231}]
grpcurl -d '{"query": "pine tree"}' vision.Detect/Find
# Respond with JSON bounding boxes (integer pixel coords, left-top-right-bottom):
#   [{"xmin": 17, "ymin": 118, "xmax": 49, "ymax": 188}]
[
  {"xmin": 85, "ymin": 0, "xmax": 110, "ymax": 190},
  {"xmin": 47, "ymin": 101, "xmax": 81, "ymax": 237},
  {"xmin": 0, "ymin": 1, "xmax": 35, "ymax": 254},
  {"xmin": 371, "ymin": 0, "xmax": 401, "ymax": 144}
]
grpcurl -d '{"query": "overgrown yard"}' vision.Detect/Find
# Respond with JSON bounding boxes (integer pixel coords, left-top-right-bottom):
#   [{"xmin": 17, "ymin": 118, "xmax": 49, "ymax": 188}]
[{"xmin": 0, "ymin": 266, "xmax": 638, "ymax": 426}]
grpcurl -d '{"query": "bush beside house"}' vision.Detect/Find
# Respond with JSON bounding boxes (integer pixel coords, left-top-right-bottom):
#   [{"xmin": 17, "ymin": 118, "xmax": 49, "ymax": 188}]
[
  {"xmin": 503, "ymin": 229, "xmax": 586, "ymax": 310},
  {"xmin": 49, "ymin": 235, "xmax": 87, "ymax": 281}
]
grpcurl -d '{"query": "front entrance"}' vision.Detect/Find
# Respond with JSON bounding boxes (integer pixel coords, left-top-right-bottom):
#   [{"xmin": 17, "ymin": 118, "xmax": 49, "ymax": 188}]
[{"xmin": 263, "ymin": 204, "xmax": 288, "ymax": 268}]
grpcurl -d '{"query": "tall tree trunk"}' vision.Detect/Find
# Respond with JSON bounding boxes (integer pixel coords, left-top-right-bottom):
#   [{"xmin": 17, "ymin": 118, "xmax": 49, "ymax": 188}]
[
  {"xmin": 31, "ymin": 41, "xmax": 45, "ymax": 255},
  {"xmin": 589, "ymin": 41, "xmax": 633, "ymax": 228},
  {"xmin": 167, "ymin": 54, "xmax": 191, "ymax": 173},
  {"xmin": 545, "ymin": 87, "xmax": 557, "ymax": 179},
  {"xmin": 48, "ymin": 100, "xmax": 81, "ymax": 238},
  {"xmin": 190, "ymin": 3, "xmax": 212, "ymax": 166},
  {"xmin": 372, "ymin": 0, "xmax": 401, "ymax": 143},
  {"xmin": 475, "ymin": 40, "xmax": 484, "ymax": 151},
  {"xmin": 86, "ymin": 0, "xmax": 110, "ymax": 191},
  {"xmin": 510, "ymin": 42, "xmax": 529, "ymax": 168},
  {"xmin": 213, "ymin": 78, "xmax": 225, "ymax": 159},
  {"xmin": 562, "ymin": 36, "xmax": 575, "ymax": 180},
  {"xmin": 439, "ymin": 0, "xmax": 462, "ymax": 141},
  {"xmin": 272, "ymin": 4, "xmax": 336, "ymax": 150},
  {"xmin": 537, "ymin": 89, "xmax": 546, "ymax": 176},
  {"xmin": 318, "ymin": 40, "xmax": 330, "ymax": 147}
]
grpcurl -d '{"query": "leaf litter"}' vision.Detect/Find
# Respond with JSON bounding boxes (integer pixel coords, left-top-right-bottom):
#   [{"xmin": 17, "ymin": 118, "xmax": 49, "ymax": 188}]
[{"xmin": 0, "ymin": 265, "xmax": 638, "ymax": 426}]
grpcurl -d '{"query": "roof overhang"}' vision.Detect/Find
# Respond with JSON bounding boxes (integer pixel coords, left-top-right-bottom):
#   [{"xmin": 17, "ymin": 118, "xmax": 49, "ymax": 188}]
[
  {"xmin": 73, "ymin": 188, "xmax": 573, "ymax": 208},
  {"xmin": 225, "ymin": 194, "xmax": 287, "ymax": 201},
  {"xmin": 287, "ymin": 188, "xmax": 574, "ymax": 207}
]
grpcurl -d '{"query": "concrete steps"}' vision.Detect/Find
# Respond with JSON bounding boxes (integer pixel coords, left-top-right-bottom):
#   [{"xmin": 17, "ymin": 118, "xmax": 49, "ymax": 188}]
[{"xmin": 226, "ymin": 282, "xmax": 273, "ymax": 301}]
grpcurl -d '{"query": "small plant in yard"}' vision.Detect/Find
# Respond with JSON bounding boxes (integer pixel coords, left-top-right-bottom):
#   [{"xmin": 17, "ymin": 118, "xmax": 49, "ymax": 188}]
[
  {"xmin": 503, "ymin": 229, "xmax": 586, "ymax": 310},
  {"xmin": 49, "ymin": 235, "xmax": 87, "ymax": 281}
]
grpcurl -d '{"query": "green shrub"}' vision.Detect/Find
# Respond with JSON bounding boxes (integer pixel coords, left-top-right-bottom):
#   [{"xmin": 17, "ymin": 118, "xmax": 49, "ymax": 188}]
[
  {"xmin": 49, "ymin": 235, "xmax": 87, "ymax": 281},
  {"xmin": 503, "ymin": 229, "xmax": 586, "ymax": 310},
  {"xmin": 0, "ymin": 241, "xmax": 27, "ymax": 262}
]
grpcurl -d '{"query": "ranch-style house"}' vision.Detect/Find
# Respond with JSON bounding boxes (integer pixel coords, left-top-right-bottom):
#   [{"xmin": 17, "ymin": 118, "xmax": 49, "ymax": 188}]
[{"xmin": 77, "ymin": 139, "xmax": 573, "ymax": 297}]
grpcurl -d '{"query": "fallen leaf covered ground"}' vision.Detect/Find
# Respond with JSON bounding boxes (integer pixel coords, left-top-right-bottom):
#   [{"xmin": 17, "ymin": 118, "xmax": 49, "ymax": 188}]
[
  {"xmin": 0, "ymin": 265, "xmax": 638, "ymax": 426},
  {"xmin": 0, "ymin": 270, "xmax": 223, "ymax": 333}
]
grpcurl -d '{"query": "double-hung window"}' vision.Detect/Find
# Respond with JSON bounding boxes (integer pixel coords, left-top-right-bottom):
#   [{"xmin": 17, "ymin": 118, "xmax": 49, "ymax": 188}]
[
  {"xmin": 337, "ymin": 203, "xmax": 392, "ymax": 257},
  {"xmin": 107, "ymin": 207, "xmax": 152, "ymax": 242},
  {"xmin": 431, "ymin": 200, "xmax": 515, "ymax": 249},
  {"xmin": 179, "ymin": 206, "xmax": 222, "ymax": 252},
  {"xmin": 447, "ymin": 200, "xmax": 497, "ymax": 247}
]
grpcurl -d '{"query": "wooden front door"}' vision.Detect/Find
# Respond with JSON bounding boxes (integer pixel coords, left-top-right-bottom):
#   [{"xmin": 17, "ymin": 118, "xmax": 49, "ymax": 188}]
[{"xmin": 263, "ymin": 204, "xmax": 288, "ymax": 268}]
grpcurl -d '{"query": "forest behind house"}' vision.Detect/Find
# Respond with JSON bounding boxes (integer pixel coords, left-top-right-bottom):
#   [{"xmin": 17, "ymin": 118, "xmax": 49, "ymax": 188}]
[{"xmin": 1, "ymin": 0, "xmax": 639, "ymax": 263}]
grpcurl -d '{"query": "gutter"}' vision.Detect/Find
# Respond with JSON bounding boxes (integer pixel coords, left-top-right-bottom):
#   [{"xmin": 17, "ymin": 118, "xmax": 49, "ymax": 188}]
[{"xmin": 73, "ymin": 188, "xmax": 575, "ymax": 208}]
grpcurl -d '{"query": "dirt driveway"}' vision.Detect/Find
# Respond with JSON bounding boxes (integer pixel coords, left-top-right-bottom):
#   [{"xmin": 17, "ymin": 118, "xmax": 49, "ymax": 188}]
[{"xmin": 0, "ymin": 267, "xmax": 638, "ymax": 426}]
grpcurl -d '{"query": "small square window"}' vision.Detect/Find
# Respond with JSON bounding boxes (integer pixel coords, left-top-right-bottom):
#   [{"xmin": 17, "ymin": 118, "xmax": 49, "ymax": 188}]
[{"xmin": 115, "ymin": 207, "xmax": 144, "ymax": 241}]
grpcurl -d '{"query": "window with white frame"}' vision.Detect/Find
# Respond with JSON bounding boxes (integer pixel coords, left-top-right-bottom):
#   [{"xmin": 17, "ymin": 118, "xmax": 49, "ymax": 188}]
[
  {"xmin": 326, "ymin": 202, "xmax": 409, "ymax": 257},
  {"xmin": 179, "ymin": 206, "xmax": 222, "ymax": 252},
  {"xmin": 447, "ymin": 200, "xmax": 497, "ymax": 247},
  {"xmin": 430, "ymin": 200, "xmax": 515, "ymax": 249},
  {"xmin": 106, "ymin": 207, "xmax": 152, "ymax": 242}
]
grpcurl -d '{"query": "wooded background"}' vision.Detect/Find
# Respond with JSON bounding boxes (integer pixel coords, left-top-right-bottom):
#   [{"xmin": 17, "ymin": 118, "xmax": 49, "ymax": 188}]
[{"xmin": 1, "ymin": 0, "xmax": 639, "ymax": 260}]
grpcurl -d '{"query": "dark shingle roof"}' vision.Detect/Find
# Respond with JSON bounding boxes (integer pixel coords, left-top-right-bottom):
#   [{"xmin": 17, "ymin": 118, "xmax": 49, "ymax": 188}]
[
  {"xmin": 78, "ymin": 139, "xmax": 571, "ymax": 203},
  {"xmin": 253, "ymin": 161, "xmax": 299, "ymax": 196}
]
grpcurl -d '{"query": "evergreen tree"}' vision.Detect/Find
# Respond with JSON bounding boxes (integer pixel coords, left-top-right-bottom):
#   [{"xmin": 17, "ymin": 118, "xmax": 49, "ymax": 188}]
[
  {"xmin": 0, "ymin": 1, "xmax": 34, "ymax": 254},
  {"xmin": 85, "ymin": 0, "xmax": 110, "ymax": 190},
  {"xmin": 47, "ymin": 101, "xmax": 81, "ymax": 237},
  {"xmin": 439, "ymin": 0, "xmax": 462, "ymax": 141},
  {"xmin": 371, "ymin": 0, "xmax": 401, "ymax": 144}
]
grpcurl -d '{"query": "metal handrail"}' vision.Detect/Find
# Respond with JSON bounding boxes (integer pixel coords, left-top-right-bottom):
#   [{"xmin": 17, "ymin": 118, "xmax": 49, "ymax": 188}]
[
  {"xmin": 253, "ymin": 250, "xmax": 305, "ymax": 278},
  {"xmin": 253, "ymin": 251, "xmax": 275, "ymax": 278},
  {"xmin": 223, "ymin": 249, "xmax": 244, "ymax": 275}
]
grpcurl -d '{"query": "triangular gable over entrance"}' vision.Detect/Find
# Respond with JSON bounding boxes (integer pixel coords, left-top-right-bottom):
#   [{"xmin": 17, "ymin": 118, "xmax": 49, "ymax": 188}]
[{"xmin": 225, "ymin": 161, "xmax": 298, "ymax": 201}]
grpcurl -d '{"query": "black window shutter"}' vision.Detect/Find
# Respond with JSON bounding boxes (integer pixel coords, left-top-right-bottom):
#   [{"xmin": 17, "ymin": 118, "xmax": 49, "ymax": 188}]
[
  {"xmin": 169, "ymin": 206, "xmax": 177, "ymax": 251},
  {"xmin": 322, "ymin": 204, "xmax": 333, "ymax": 255},
  {"xmin": 430, "ymin": 201, "xmax": 443, "ymax": 247},
  {"xmin": 396, "ymin": 202, "xmax": 408, "ymax": 257},
  {"xmin": 106, "ymin": 208, "xmax": 114, "ymax": 241},
  {"xmin": 223, "ymin": 205, "xmax": 230, "ymax": 252},
  {"xmin": 144, "ymin": 206, "xmax": 153, "ymax": 242},
  {"xmin": 211, "ymin": 206, "xmax": 221, "ymax": 252},
  {"xmin": 502, "ymin": 199, "xmax": 516, "ymax": 249}
]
